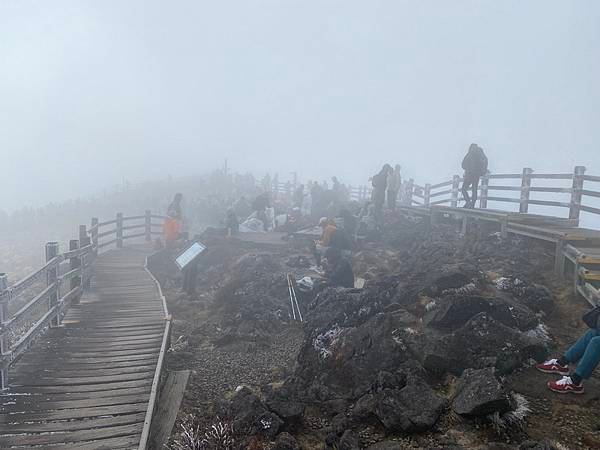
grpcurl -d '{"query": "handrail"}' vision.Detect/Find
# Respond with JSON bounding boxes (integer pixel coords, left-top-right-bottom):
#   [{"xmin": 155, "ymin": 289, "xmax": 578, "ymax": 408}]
[
  {"xmin": 0, "ymin": 210, "xmax": 161, "ymax": 391},
  {"xmin": 1, "ymin": 256, "xmax": 62, "ymax": 301},
  {"xmin": 402, "ymin": 166, "xmax": 597, "ymax": 222}
]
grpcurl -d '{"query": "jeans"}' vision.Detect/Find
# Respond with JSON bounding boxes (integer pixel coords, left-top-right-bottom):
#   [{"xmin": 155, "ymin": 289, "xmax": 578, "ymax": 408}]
[{"xmin": 564, "ymin": 329, "xmax": 600, "ymax": 379}]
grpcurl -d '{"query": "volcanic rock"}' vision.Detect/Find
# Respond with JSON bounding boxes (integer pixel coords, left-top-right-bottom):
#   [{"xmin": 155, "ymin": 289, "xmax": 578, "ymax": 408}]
[
  {"xmin": 424, "ymin": 293, "xmax": 538, "ymax": 331},
  {"xmin": 374, "ymin": 375, "xmax": 445, "ymax": 433},
  {"xmin": 452, "ymin": 368, "xmax": 511, "ymax": 416},
  {"xmin": 227, "ymin": 387, "xmax": 283, "ymax": 437},
  {"xmin": 273, "ymin": 432, "xmax": 301, "ymax": 450},
  {"xmin": 295, "ymin": 312, "xmax": 410, "ymax": 402},
  {"xmin": 339, "ymin": 430, "xmax": 360, "ymax": 450}
]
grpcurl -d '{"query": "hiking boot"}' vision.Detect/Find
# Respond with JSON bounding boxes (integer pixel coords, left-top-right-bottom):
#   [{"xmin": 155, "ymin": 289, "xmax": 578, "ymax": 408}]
[
  {"xmin": 547, "ymin": 376, "xmax": 584, "ymax": 394},
  {"xmin": 536, "ymin": 358, "xmax": 569, "ymax": 375}
]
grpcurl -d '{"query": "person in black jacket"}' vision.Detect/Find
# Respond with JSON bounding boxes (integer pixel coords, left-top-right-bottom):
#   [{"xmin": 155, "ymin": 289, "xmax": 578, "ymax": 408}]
[
  {"xmin": 323, "ymin": 247, "xmax": 354, "ymax": 288},
  {"xmin": 461, "ymin": 144, "xmax": 488, "ymax": 208}
]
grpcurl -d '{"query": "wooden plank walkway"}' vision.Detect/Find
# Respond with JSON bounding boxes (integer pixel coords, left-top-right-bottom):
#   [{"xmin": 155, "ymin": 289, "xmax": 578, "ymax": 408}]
[{"xmin": 0, "ymin": 245, "xmax": 168, "ymax": 450}]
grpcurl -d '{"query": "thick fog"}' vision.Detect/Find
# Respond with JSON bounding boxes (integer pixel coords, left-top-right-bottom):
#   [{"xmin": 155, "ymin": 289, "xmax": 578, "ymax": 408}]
[{"xmin": 1, "ymin": 0, "xmax": 599, "ymax": 213}]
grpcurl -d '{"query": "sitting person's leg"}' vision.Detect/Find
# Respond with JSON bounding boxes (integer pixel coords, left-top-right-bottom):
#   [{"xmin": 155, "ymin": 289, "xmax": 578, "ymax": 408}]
[
  {"xmin": 537, "ymin": 329, "xmax": 598, "ymax": 374},
  {"xmin": 538, "ymin": 329, "xmax": 600, "ymax": 394}
]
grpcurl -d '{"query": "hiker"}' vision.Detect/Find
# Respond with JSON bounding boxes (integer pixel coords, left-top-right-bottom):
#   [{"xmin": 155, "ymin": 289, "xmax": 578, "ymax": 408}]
[
  {"xmin": 163, "ymin": 193, "xmax": 183, "ymax": 246},
  {"xmin": 293, "ymin": 184, "xmax": 305, "ymax": 209},
  {"xmin": 233, "ymin": 196, "xmax": 252, "ymax": 220},
  {"xmin": 536, "ymin": 327, "xmax": 600, "ymax": 394},
  {"xmin": 338, "ymin": 208, "xmax": 357, "ymax": 237},
  {"xmin": 310, "ymin": 182, "xmax": 325, "ymax": 218},
  {"xmin": 225, "ymin": 208, "xmax": 239, "ymax": 236},
  {"xmin": 387, "ymin": 165, "xmax": 402, "ymax": 210},
  {"xmin": 371, "ymin": 164, "xmax": 392, "ymax": 215},
  {"xmin": 461, "ymin": 144, "xmax": 488, "ymax": 208},
  {"xmin": 323, "ymin": 247, "xmax": 354, "ymax": 288},
  {"xmin": 167, "ymin": 193, "xmax": 183, "ymax": 220},
  {"xmin": 252, "ymin": 192, "xmax": 271, "ymax": 231}
]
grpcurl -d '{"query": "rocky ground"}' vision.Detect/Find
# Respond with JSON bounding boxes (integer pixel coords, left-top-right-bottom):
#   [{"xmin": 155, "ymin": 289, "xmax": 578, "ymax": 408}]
[{"xmin": 150, "ymin": 212, "xmax": 600, "ymax": 450}]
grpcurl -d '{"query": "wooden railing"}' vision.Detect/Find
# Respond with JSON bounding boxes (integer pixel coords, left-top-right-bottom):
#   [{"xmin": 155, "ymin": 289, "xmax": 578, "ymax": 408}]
[
  {"xmin": 0, "ymin": 211, "xmax": 166, "ymax": 389},
  {"xmin": 403, "ymin": 166, "xmax": 600, "ymax": 223}
]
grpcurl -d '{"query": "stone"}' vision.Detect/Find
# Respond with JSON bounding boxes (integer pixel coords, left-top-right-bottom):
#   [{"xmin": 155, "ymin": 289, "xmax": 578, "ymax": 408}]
[
  {"xmin": 228, "ymin": 387, "xmax": 283, "ymax": 437},
  {"xmin": 273, "ymin": 432, "xmax": 300, "ymax": 450},
  {"xmin": 424, "ymin": 293, "xmax": 538, "ymax": 332},
  {"xmin": 366, "ymin": 441, "xmax": 405, "ymax": 450},
  {"xmin": 339, "ymin": 430, "xmax": 360, "ymax": 450},
  {"xmin": 452, "ymin": 368, "xmax": 511, "ymax": 416},
  {"xmin": 374, "ymin": 375, "xmax": 445, "ymax": 433}
]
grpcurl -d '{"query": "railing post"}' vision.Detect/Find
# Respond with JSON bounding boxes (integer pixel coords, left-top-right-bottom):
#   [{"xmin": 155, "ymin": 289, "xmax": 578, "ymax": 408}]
[
  {"xmin": 91, "ymin": 217, "xmax": 99, "ymax": 256},
  {"xmin": 569, "ymin": 166, "xmax": 586, "ymax": 221},
  {"xmin": 116, "ymin": 212, "xmax": 124, "ymax": 248},
  {"xmin": 0, "ymin": 273, "xmax": 9, "ymax": 355},
  {"xmin": 479, "ymin": 173, "xmax": 489, "ymax": 209},
  {"xmin": 0, "ymin": 272, "xmax": 7, "ymax": 390},
  {"xmin": 406, "ymin": 179, "xmax": 414, "ymax": 206},
  {"xmin": 69, "ymin": 240, "xmax": 81, "ymax": 304},
  {"xmin": 45, "ymin": 242, "xmax": 60, "ymax": 327},
  {"xmin": 519, "ymin": 168, "xmax": 533, "ymax": 214},
  {"xmin": 451, "ymin": 175, "xmax": 460, "ymax": 207},
  {"xmin": 145, "ymin": 210, "xmax": 152, "ymax": 242},
  {"xmin": 424, "ymin": 183, "xmax": 431, "ymax": 206}
]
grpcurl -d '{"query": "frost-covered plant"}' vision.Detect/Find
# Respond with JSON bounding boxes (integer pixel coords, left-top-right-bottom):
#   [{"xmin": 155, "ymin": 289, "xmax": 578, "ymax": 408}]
[
  {"xmin": 313, "ymin": 325, "xmax": 343, "ymax": 359},
  {"xmin": 169, "ymin": 415, "xmax": 235, "ymax": 450},
  {"xmin": 488, "ymin": 392, "xmax": 530, "ymax": 436}
]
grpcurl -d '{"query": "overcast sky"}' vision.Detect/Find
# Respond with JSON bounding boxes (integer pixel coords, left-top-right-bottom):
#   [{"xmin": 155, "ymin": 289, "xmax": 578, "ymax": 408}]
[{"xmin": 1, "ymin": 1, "xmax": 599, "ymax": 212}]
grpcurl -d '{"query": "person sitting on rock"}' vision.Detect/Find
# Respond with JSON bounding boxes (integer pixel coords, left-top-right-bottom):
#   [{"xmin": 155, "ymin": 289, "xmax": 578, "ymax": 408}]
[
  {"xmin": 323, "ymin": 247, "xmax": 354, "ymax": 288},
  {"xmin": 310, "ymin": 217, "xmax": 338, "ymax": 266},
  {"xmin": 536, "ymin": 325, "xmax": 600, "ymax": 394}
]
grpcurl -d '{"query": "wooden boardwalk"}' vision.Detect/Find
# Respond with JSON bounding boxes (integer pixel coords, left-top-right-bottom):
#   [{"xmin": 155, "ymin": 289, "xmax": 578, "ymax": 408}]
[{"xmin": 0, "ymin": 245, "xmax": 168, "ymax": 449}]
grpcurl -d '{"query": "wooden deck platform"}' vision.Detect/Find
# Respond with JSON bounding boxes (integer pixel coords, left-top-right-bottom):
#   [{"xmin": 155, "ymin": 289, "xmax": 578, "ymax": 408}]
[{"xmin": 0, "ymin": 245, "xmax": 168, "ymax": 449}]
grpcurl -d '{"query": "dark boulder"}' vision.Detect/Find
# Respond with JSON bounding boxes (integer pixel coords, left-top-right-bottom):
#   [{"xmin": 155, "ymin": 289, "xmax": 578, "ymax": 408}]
[
  {"xmin": 452, "ymin": 368, "xmax": 511, "ymax": 416},
  {"xmin": 447, "ymin": 313, "xmax": 549, "ymax": 374},
  {"xmin": 366, "ymin": 442, "xmax": 405, "ymax": 450},
  {"xmin": 339, "ymin": 430, "xmax": 360, "ymax": 450},
  {"xmin": 295, "ymin": 312, "xmax": 410, "ymax": 402},
  {"xmin": 227, "ymin": 387, "xmax": 283, "ymax": 437},
  {"xmin": 273, "ymin": 432, "xmax": 300, "ymax": 450},
  {"xmin": 519, "ymin": 441, "xmax": 558, "ymax": 450},
  {"xmin": 374, "ymin": 375, "xmax": 445, "ymax": 433},
  {"xmin": 265, "ymin": 390, "xmax": 305, "ymax": 425},
  {"xmin": 424, "ymin": 293, "xmax": 538, "ymax": 332}
]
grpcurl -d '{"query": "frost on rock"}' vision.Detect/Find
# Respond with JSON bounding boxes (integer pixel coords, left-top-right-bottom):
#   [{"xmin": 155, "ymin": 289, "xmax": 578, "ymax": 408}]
[
  {"xmin": 313, "ymin": 325, "xmax": 343, "ymax": 359},
  {"xmin": 525, "ymin": 323, "xmax": 551, "ymax": 344},
  {"xmin": 441, "ymin": 282, "xmax": 477, "ymax": 296}
]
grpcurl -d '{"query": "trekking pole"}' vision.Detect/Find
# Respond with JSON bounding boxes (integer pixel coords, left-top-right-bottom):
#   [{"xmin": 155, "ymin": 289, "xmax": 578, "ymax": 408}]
[
  {"xmin": 286, "ymin": 274, "xmax": 297, "ymax": 321},
  {"xmin": 290, "ymin": 276, "xmax": 303, "ymax": 322}
]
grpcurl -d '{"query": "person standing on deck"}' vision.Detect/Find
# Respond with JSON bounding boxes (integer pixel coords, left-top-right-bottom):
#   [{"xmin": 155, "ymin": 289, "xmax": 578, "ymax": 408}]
[
  {"xmin": 387, "ymin": 164, "xmax": 402, "ymax": 210},
  {"xmin": 163, "ymin": 193, "xmax": 183, "ymax": 247},
  {"xmin": 461, "ymin": 144, "xmax": 488, "ymax": 208}
]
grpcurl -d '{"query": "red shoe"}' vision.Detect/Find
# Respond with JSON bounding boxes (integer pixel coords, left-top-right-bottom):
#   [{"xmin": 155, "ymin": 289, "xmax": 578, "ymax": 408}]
[
  {"xmin": 536, "ymin": 358, "xmax": 569, "ymax": 375},
  {"xmin": 547, "ymin": 376, "xmax": 584, "ymax": 394}
]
